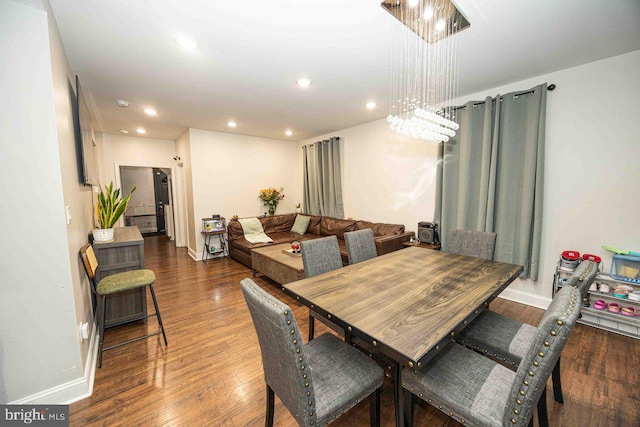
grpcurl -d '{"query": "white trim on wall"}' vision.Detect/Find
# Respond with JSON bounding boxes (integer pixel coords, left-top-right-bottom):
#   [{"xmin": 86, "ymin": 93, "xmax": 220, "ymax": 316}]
[
  {"xmin": 497, "ymin": 290, "xmax": 552, "ymax": 311},
  {"xmin": 9, "ymin": 324, "xmax": 99, "ymax": 405},
  {"xmin": 113, "ymin": 162, "xmax": 185, "ymax": 245}
]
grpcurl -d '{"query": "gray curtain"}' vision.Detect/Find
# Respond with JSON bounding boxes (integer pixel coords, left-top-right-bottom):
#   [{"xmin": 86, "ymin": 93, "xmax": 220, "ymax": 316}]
[
  {"xmin": 302, "ymin": 137, "xmax": 344, "ymax": 218},
  {"xmin": 435, "ymin": 84, "xmax": 547, "ymax": 280}
]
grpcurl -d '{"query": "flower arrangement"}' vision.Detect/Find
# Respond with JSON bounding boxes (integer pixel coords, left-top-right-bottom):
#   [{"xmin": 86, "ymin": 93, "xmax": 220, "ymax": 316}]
[{"xmin": 259, "ymin": 187, "xmax": 285, "ymax": 215}]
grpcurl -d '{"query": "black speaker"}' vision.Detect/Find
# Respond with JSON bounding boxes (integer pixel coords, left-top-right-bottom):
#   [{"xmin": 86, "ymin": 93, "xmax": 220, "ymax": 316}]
[{"xmin": 418, "ymin": 222, "xmax": 439, "ymax": 244}]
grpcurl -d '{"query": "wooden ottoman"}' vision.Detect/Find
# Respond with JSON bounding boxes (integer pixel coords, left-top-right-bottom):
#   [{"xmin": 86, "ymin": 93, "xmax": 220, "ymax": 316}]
[{"xmin": 252, "ymin": 243, "xmax": 305, "ymax": 285}]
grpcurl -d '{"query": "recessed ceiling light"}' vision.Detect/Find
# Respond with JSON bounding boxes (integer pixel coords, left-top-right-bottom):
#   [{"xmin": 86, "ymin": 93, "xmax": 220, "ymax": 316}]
[
  {"xmin": 175, "ymin": 35, "xmax": 198, "ymax": 50},
  {"xmin": 227, "ymin": 121, "xmax": 237, "ymax": 128},
  {"xmin": 408, "ymin": 0, "xmax": 419, "ymax": 7},
  {"xmin": 297, "ymin": 78, "xmax": 311, "ymax": 88},
  {"xmin": 423, "ymin": 6, "xmax": 434, "ymax": 20},
  {"xmin": 119, "ymin": 129, "xmax": 129, "ymax": 134},
  {"xmin": 365, "ymin": 101, "xmax": 377, "ymax": 110},
  {"xmin": 116, "ymin": 100, "xmax": 129, "ymax": 108},
  {"xmin": 285, "ymin": 130, "xmax": 293, "ymax": 136},
  {"xmin": 144, "ymin": 108, "xmax": 157, "ymax": 116},
  {"xmin": 136, "ymin": 128, "xmax": 147, "ymax": 134},
  {"xmin": 435, "ymin": 19, "xmax": 446, "ymax": 32}
]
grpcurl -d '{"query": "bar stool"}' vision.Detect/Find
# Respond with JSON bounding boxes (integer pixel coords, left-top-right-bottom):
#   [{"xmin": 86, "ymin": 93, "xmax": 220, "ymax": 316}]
[{"xmin": 80, "ymin": 244, "xmax": 168, "ymax": 367}]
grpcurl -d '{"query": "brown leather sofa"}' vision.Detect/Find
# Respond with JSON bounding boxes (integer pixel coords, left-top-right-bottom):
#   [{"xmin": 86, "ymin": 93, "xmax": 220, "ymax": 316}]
[{"xmin": 227, "ymin": 213, "xmax": 414, "ymax": 268}]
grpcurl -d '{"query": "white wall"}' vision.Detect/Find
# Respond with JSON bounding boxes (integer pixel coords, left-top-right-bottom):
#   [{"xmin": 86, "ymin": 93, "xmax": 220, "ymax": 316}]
[
  {"xmin": 188, "ymin": 129, "xmax": 301, "ymax": 258},
  {"xmin": 0, "ymin": 0, "xmax": 85, "ymax": 403},
  {"xmin": 300, "ymin": 124, "xmax": 439, "ymax": 232},
  {"xmin": 98, "ymin": 133, "xmax": 176, "ymax": 185},
  {"xmin": 45, "ymin": 0, "xmax": 96, "ymax": 377},
  {"xmin": 176, "ymin": 130, "xmax": 194, "ymax": 250},
  {"xmin": 303, "ymin": 50, "xmax": 640, "ymax": 308},
  {"xmin": 96, "ymin": 132, "xmax": 183, "ymax": 235},
  {"xmin": 121, "ymin": 167, "xmax": 155, "ymax": 207},
  {"xmin": 464, "ymin": 49, "xmax": 640, "ymax": 306}
]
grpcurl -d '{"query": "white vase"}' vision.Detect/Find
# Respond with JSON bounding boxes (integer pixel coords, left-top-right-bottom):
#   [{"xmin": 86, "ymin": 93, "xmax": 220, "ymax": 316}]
[
  {"xmin": 296, "ymin": 208, "xmax": 301, "ymax": 214},
  {"xmin": 92, "ymin": 228, "xmax": 114, "ymax": 242}
]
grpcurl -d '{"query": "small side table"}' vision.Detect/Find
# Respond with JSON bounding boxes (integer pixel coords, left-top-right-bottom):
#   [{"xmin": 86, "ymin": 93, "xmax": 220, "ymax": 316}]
[
  {"xmin": 201, "ymin": 230, "xmax": 228, "ymax": 262},
  {"xmin": 403, "ymin": 241, "xmax": 441, "ymax": 251}
]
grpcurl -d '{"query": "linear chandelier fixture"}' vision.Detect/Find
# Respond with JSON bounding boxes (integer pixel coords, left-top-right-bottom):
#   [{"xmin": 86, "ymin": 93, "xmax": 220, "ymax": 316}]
[{"xmin": 381, "ymin": 0, "xmax": 469, "ymax": 143}]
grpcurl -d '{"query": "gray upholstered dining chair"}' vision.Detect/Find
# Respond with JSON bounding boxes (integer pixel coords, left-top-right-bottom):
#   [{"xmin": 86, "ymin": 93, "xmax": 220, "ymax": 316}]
[
  {"xmin": 402, "ymin": 284, "xmax": 581, "ymax": 427},
  {"xmin": 447, "ymin": 229, "xmax": 497, "ymax": 260},
  {"xmin": 344, "ymin": 229, "xmax": 378, "ymax": 265},
  {"xmin": 300, "ymin": 236, "xmax": 344, "ymax": 340},
  {"xmin": 456, "ymin": 260, "xmax": 598, "ymax": 413},
  {"xmin": 240, "ymin": 279, "xmax": 384, "ymax": 427},
  {"xmin": 571, "ymin": 260, "xmax": 599, "ymax": 298}
]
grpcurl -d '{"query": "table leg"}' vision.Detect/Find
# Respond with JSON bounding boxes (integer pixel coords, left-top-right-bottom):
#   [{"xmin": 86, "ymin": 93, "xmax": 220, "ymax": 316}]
[{"xmin": 394, "ymin": 361, "xmax": 404, "ymax": 427}]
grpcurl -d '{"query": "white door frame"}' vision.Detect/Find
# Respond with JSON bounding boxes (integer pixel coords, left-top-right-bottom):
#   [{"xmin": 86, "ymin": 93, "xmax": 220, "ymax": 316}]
[{"xmin": 114, "ymin": 162, "xmax": 187, "ymax": 247}]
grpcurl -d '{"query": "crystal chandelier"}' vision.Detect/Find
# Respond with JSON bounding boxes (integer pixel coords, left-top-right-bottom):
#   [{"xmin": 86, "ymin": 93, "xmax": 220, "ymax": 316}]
[{"xmin": 381, "ymin": 0, "xmax": 469, "ymax": 143}]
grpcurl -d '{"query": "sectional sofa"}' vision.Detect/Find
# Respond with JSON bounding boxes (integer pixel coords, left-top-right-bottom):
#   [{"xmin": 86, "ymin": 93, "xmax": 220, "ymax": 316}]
[{"xmin": 227, "ymin": 213, "xmax": 414, "ymax": 268}]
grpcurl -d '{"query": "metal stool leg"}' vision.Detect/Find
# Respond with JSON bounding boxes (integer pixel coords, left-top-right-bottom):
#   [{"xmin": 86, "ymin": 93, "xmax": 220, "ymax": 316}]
[
  {"xmin": 149, "ymin": 284, "xmax": 168, "ymax": 346},
  {"xmin": 98, "ymin": 295, "xmax": 107, "ymax": 368}
]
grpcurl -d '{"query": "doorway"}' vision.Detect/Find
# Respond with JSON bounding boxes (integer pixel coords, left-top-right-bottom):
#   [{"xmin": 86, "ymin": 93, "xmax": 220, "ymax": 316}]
[
  {"xmin": 153, "ymin": 168, "xmax": 170, "ymax": 233},
  {"xmin": 120, "ymin": 166, "xmax": 173, "ymax": 237}
]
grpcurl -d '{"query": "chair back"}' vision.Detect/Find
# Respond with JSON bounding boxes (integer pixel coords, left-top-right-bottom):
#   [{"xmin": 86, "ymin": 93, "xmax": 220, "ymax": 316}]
[
  {"xmin": 571, "ymin": 260, "xmax": 599, "ymax": 297},
  {"xmin": 344, "ymin": 229, "xmax": 377, "ymax": 265},
  {"xmin": 240, "ymin": 279, "xmax": 317, "ymax": 426},
  {"xmin": 503, "ymin": 285, "xmax": 581, "ymax": 426},
  {"xmin": 79, "ymin": 244, "xmax": 100, "ymax": 293},
  {"xmin": 300, "ymin": 235, "xmax": 343, "ymax": 277},
  {"xmin": 447, "ymin": 229, "xmax": 496, "ymax": 260}
]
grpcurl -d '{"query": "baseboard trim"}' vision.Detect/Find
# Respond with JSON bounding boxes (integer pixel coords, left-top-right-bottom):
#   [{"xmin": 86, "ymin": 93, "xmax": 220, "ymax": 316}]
[
  {"xmin": 498, "ymin": 288, "xmax": 552, "ymax": 310},
  {"xmin": 188, "ymin": 247, "xmax": 200, "ymax": 261},
  {"xmin": 10, "ymin": 323, "xmax": 99, "ymax": 405}
]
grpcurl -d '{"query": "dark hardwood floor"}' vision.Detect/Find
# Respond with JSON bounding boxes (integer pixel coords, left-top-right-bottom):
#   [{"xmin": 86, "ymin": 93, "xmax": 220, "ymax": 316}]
[{"xmin": 70, "ymin": 235, "xmax": 640, "ymax": 426}]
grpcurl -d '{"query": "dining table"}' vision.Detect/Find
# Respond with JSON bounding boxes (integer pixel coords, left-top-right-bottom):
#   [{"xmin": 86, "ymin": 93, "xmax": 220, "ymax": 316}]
[{"xmin": 282, "ymin": 246, "xmax": 523, "ymax": 427}]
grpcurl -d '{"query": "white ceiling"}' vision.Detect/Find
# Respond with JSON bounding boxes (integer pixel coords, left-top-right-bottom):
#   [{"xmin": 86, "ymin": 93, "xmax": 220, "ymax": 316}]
[{"xmin": 48, "ymin": 0, "xmax": 640, "ymax": 142}]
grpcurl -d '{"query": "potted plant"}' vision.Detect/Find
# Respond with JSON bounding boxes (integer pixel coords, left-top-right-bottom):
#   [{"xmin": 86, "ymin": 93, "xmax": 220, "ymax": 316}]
[
  {"xmin": 258, "ymin": 187, "xmax": 284, "ymax": 216},
  {"xmin": 295, "ymin": 203, "xmax": 301, "ymax": 214},
  {"xmin": 92, "ymin": 182, "xmax": 136, "ymax": 242}
]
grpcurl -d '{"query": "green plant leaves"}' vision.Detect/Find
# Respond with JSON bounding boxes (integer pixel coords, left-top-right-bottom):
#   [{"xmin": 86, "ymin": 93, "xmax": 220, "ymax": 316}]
[{"xmin": 97, "ymin": 183, "xmax": 136, "ymax": 229}]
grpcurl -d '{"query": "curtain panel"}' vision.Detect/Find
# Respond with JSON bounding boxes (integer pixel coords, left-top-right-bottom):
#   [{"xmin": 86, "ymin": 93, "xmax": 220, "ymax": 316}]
[
  {"xmin": 435, "ymin": 84, "xmax": 547, "ymax": 280},
  {"xmin": 302, "ymin": 137, "xmax": 345, "ymax": 219}
]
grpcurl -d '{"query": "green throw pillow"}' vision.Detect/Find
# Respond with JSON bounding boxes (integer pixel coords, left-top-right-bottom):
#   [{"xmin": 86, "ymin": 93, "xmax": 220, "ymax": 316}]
[{"xmin": 291, "ymin": 215, "xmax": 311, "ymax": 234}]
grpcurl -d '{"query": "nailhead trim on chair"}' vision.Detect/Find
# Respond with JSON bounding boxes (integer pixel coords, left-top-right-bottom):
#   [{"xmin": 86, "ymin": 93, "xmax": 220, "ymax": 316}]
[
  {"xmin": 399, "ymin": 383, "xmax": 469, "ymax": 427},
  {"xmin": 509, "ymin": 286, "xmax": 579, "ymax": 426}
]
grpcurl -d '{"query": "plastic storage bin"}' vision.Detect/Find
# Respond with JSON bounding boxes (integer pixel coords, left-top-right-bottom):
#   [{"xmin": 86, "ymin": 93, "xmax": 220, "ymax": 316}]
[{"xmin": 610, "ymin": 254, "xmax": 640, "ymax": 284}]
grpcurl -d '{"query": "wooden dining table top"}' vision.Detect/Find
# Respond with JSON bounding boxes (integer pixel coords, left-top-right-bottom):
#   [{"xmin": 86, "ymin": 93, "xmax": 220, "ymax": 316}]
[{"xmin": 283, "ymin": 246, "xmax": 523, "ymax": 368}]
